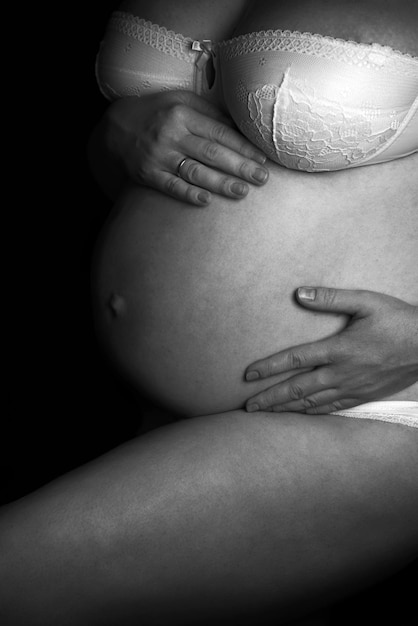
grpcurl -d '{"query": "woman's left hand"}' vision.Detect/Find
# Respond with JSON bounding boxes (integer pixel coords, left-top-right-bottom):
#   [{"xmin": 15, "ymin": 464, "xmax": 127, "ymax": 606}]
[{"xmin": 244, "ymin": 287, "xmax": 418, "ymax": 414}]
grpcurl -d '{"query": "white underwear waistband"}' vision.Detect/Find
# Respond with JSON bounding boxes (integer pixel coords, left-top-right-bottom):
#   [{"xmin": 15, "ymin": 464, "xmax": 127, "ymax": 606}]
[{"xmin": 332, "ymin": 401, "xmax": 418, "ymax": 428}]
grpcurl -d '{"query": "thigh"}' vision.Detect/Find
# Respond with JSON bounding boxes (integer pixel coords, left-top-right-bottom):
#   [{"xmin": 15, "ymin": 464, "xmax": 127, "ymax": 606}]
[{"xmin": 2, "ymin": 410, "xmax": 417, "ymax": 625}]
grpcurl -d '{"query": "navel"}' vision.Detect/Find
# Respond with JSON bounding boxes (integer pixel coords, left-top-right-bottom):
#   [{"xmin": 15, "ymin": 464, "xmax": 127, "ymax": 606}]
[{"xmin": 107, "ymin": 292, "xmax": 127, "ymax": 319}]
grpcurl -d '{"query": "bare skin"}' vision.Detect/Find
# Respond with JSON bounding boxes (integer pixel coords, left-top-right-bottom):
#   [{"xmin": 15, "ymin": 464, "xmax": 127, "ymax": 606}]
[
  {"xmin": 1, "ymin": 411, "xmax": 417, "ymax": 625},
  {"xmin": 234, "ymin": 0, "xmax": 418, "ymax": 56},
  {"xmin": 93, "ymin": 153, "xmax": 418, "ymax": 416}
]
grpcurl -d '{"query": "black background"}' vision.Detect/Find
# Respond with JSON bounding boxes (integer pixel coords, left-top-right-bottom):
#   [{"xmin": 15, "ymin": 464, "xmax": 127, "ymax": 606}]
[
  {"xmin": 3, "ymin": 3, "xmax": 416, "ymax": 624},
  {"xmin": 3, "ymin": 2, "xmax": 140, "ymax": 503}
]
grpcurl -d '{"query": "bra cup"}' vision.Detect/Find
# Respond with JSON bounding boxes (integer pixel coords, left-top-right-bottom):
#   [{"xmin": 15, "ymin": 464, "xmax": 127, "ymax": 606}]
[
  {"xmin": 96, "ymin": 12, "xmax": 215, "ymax": 101},
  {"xmin": 361, "ymin": 96, "xmax": 418, "ymax": 166},
  {"xmin": 219, "ymin": 31, "xmax": 418, "ymax": 171},
  {"xmin": 96, "ymin": 34, "xmax": 196, "ymax": 99}
]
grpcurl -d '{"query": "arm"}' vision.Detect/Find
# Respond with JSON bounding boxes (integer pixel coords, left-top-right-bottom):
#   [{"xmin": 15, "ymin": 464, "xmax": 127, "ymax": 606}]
[{"xmin": 245, "ymin": 288, "xmax": 418, "ymax": 414}]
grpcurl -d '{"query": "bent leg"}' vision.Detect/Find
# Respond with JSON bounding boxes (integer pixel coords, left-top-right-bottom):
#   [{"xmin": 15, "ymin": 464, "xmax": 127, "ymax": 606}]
[{"xmin": 1, "ymin": 411, "xmax": 417, "ymax": 625}]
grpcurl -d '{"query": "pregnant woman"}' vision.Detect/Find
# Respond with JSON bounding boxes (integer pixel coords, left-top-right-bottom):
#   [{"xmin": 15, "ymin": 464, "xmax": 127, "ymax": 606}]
[
  {"xmin": 92, "ymin": 0, "xmax": 418, "ymax": 419},
  {"xmin": 1, "ymin": 1, "xmax": 417, "ymax": 625}
]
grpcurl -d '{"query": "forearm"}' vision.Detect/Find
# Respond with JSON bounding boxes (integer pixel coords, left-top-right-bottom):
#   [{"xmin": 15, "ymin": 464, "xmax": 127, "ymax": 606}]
[{"xmin": 2, "ymin": 411, "xmax": 417, "ymax": 625}]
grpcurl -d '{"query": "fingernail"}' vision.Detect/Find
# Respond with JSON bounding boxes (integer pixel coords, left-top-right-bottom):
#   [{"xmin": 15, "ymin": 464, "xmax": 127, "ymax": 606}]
[
  {"xmin": 253, "ymin": 153, "xmax": 267, "ymax": 165},
  {"xmin": 252, "ymin": 168, "xmax": 268, "ymax": 183},
  {"xmin": 231, "ymin": 182, "xmax": 248, "ymax": 196},
  {"xmin": 298, "ymin": 287, "xmax": 316, "ymax": 301},
  {"xmin": 198, "ymin": 192, "xmax": 211, "ymax": 204},
  {"xmin": 245, "ymin": 370, "xmax": 260, "ymax": 381},
  {"xmin": 246, "ymin": 403, "xmax": 260, "ymax": 413}
]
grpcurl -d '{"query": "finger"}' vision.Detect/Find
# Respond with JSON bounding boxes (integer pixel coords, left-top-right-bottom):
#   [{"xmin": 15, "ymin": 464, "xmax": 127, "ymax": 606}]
[
  {"xmin": 186, "ymin": 109, "xmax": 268, "ymax": 165},
  {"xmin": 181, "ymin": 134, "xmax": 269, "ymax": 187},
  {"xmin": 245, "ymin": 368, "xmax": 334, "ymax": 412},
  {"xmin": 305, "ymin": 398, "xmax": 361, "ymax": 415},
  {"xmin": 245, "ymin": 340, "xmax": 334, "ymax": 381},
  {"xmin": 157, "ymin": 171, "xmax": 212, "ymax": 207},
  {"xmin": 296, "ymin": 287, "xmax": 383, "ymax": 317},
  {"xmin": 174, "ymin": 157, "xmax": 253, "ymax": 200},
  {"xmin": 270, "ymin": 391, "xmax": 357, "ymax": 414}
]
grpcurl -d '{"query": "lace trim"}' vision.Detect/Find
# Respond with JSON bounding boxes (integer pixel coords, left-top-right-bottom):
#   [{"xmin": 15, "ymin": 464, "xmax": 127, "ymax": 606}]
[
  {"xmin": 108, "ymin": 11, "xmax": 195, "ymax": 63},
  {"xmin": 219, "ymin": 29, "xmax": 418, "ymax": 75},
  {"xmin": 332, "ymin": 411, "xmax": 418, "ymax": 428}
]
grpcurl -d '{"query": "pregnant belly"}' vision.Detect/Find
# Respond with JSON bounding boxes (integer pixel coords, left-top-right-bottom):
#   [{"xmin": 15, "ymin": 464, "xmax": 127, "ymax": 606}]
[{"xmin": 92, "ymin": 157, "xmax": 418, "ymax": 416}]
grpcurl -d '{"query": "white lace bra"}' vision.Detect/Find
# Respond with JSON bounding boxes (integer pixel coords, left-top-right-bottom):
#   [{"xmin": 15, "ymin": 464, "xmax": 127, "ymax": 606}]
[{"xmin": 96, "ymin": 11, "xmax": 418, "ymax": 172}]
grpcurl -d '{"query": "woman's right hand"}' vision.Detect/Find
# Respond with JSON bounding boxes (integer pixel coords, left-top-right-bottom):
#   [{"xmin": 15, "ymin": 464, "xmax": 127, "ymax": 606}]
[{"xmin": 103, "ymin": 90, "xmax": 269, "ymax": 206}]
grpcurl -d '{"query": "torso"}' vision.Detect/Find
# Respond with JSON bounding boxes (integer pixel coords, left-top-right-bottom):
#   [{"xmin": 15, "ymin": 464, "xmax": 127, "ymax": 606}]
[
  {"xmin": 93, "ymin": 153, "xmax": 418, "ymax": 416},
  {"xmin": 92, "ymin": 0, "xmax": 418, "ymax": 416},
  {"xmin": 119, "ymin": 0, "xmax": 251, "ymax": 41},
  {"xmin": 234, "ymin": 0, "xmax": 418, "ymax": 56}
]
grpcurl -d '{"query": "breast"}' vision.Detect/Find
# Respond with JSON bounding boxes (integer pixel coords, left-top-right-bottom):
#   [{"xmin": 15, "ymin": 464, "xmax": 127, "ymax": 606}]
[
  {"xmin": 91, "ymin": 156, "xmax": 418, "ymax": 416},
  {"xmin": 217, "ymin": 31, "xmax": 418, "ymax": 172}
]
